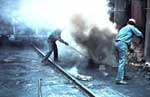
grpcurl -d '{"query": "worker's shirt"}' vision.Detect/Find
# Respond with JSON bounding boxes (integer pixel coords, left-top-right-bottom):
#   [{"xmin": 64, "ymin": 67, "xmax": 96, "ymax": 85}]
[
  {"xmin": 48, "ymin": 30, "xmax": 64, "ymax": 43},
  {"xmin": 115, "ymin": 24, "xmax": 143, "ymax": 45}
]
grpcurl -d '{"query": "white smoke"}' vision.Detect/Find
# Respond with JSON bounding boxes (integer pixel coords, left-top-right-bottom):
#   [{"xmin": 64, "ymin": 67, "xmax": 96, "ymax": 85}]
[
  {"xmin": 6, "ymin": 0, "xmax": 117, "ymax": 33},
  {"xmin": 1, "ymin": 0, "xmax": 118, "ymax": 66},
  {"xmin": 68, "ymin": 66, "xmax": 79, "ymax": 77},
  {"xmin": 1, "ymin": 0, "xmax": 117, "ymax": 37}
]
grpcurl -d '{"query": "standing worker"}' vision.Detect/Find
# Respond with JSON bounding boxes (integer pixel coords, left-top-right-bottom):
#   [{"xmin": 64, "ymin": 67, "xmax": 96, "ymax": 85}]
[
  {"xmin": 41, "ymin": 29, "xmax": 69, "ymax": 63},
  {"xmin": 115, "ymin": 18, "xmax": 143, "ymax": 85}
]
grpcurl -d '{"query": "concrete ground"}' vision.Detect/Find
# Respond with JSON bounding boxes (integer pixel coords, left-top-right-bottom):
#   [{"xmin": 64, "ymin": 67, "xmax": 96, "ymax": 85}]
[
  {"xmin": 0, "ymin": 46, "xmax": 150, "ymax": 97},
  {"xmin": 0, "ymin": 47, "xmax": 86, "ymax": 97}
]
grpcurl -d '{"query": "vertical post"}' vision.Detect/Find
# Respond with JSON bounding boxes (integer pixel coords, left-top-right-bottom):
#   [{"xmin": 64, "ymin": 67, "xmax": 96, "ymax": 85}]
[
  {"xmin": 13, "ymin": 25, "xmax": 16, "ymax": 35},
  {"xmin": 114, "ymin": 0, "xmax": 128, "ymax": 29},
  {"xmin": 145, "ymin": 0, "xmax": 150, "ymax": 63},
  {"xmin": 131, "ymin": 0, "xmax": 146, "ymax": 32},
  {"xmin": 38, "ymin": 79, "xmax": 42, "ymax": 97}
]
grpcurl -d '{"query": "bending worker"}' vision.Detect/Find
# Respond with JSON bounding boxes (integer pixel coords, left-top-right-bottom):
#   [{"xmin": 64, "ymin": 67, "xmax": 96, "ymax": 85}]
[
  {"xmin": 42, "ymin": 29, "xmax": 69, "ymax": 63},
  {"xmin": 115, "ymin": 18, "xmax": 143, "ymax": 85}
]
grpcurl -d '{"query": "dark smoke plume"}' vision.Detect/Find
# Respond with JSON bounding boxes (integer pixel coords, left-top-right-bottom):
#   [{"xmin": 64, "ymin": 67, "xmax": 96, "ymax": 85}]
[{"xmin": 71, "ymin": 15, "xmax": 117, "ymax": 66}]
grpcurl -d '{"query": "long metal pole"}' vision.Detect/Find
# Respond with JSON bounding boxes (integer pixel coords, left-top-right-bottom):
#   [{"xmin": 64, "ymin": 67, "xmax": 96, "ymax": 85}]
[
  {"xmin": 68, "ymin": 45, "xmax": 89, "ymax": 59},
  {"xmin": 145, "ymin": 0, "xmax": 150, "ymax": 63}
]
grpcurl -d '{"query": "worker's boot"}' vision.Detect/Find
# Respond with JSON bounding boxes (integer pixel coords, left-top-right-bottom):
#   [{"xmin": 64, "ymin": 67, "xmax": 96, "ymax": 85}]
[
  {"xmin": 116, "ymin": 80, "xmax": 128, "ymax": 85},
  {"xmin": 124, "ymin": 75, "xmax": 132, "ymax": 80}
]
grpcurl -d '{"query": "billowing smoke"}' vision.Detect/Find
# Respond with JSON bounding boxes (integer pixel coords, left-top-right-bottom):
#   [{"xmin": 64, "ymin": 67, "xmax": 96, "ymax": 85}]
[
  {"xmin": 70, "ymin": 14, "xmax": 117, "ymax": 66},
  {"xmin": 0, "ymin": 0, "xmax": 118, "ymax": 66}
]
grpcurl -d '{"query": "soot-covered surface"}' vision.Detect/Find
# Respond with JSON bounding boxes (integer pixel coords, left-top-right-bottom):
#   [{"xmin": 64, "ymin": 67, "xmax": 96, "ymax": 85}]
[
  {"xmin": 78, "ymin": 66, "xmax": 150, "ymax": 97},
  {"xmin": 0, "ymin": 47, "xmax": 86, "ymax": 97}
]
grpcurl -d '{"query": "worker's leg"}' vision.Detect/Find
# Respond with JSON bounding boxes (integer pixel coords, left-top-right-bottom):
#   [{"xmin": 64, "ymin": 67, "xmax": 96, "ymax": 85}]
[
  {"xmin": 114, "ymin": 46, "xmax": 119, "ymax": 64},
  {"xmin": 41, "ymin": 42, "xmax": 53, "ymax": 62},
  {"xmin": 53, "ymin": 43, "xmax": 58, "ymax": 61},
  {"xmin": 115, "ymin": 41, "xmax": 128, "ymax": 81}
]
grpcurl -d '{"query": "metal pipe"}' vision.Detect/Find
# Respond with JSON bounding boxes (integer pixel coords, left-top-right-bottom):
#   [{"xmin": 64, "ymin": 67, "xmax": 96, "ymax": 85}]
[
  {"xmin": 68, "ymin": 45, "xmax": 89, "ymax": 58},
  {"xmin": 114, "ymin": 0, "xmax": 128, "ymax": 29},
  {"xmin": 131, "ymin": 0, "xmax": 146, "ymax": 32},
  {"xmin": 145, "ymin": 0, "xmax": 150, "ymax": 63}
]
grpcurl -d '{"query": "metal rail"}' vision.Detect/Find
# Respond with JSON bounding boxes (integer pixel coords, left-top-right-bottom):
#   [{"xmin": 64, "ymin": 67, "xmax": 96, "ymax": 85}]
[{"xmin": 32, "ymin": 44, "xmax": 97, "ymax": 97}]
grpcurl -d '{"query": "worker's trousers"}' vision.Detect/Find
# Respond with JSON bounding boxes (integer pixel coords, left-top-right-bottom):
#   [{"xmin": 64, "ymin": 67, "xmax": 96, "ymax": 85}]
[
  {"xmin": 115, "ymin": 41, "xmax": 128, "ymax": 81},
  {"xmin": 43, "ymin": 42, "xmax": 58, "ymax": 61}
]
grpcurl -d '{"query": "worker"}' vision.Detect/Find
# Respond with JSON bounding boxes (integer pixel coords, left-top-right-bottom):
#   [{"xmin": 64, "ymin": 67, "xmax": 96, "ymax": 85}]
[
  {"xmin": 41, "ymin": 29, "xmax": 69, "ymax": 63},
  {"xmin": 115, "ymin": 18, "xmax": 143, "ymax": 85}
]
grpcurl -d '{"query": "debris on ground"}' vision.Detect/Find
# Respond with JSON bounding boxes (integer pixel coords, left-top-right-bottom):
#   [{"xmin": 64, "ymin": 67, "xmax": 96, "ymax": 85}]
[
  {"xmin": 98, "ymin": 65, "xmax": 109, "ymax": 77},
  {"xmin": 130, "ymin": 62, "xmax": 144, "ymax": 67},
  {"xmin": 76, "ymin": 74, "xmax": 93, "ymax": 81},
  {"xmin": 68, "ymin": 66, "xmax": 93, "ymax": 81}
]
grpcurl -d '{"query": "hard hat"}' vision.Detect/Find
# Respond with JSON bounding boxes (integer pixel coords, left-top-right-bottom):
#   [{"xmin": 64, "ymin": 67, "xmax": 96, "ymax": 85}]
[{"xmin": 128, "ymin": 18, "xmax": 136, "ymax": 25}]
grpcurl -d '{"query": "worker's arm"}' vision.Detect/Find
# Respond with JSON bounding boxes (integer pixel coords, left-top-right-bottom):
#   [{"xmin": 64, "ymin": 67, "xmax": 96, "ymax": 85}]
[
  {"xmin": 131, "ymin": 26, "xmax": 143, "ymax": 38},
  {"xmin": 59, "ymin": 39, "xmax": 69, "ymax": 45},
  {"xmin": 57, "ymin": 36, "xmax": 69, "ymax": 45}
]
